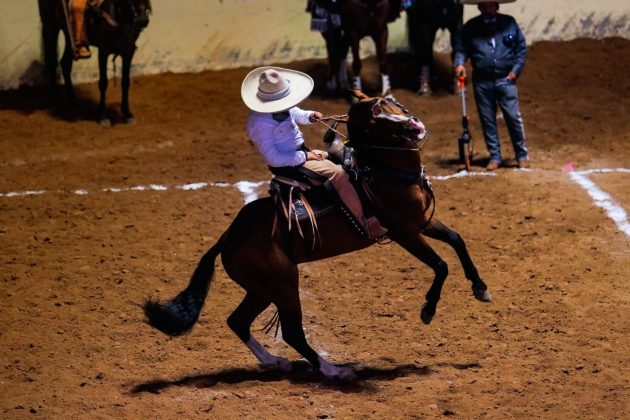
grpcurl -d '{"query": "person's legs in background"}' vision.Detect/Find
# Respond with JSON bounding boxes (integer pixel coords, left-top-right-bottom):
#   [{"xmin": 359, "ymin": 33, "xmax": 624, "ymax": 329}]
[
  {"xmin": 497, "ymin": 78, "xmax": 529, "ymax": 166},
  {"xmin": 473, "ymin": 79, "xmax": 501, "ymax": 169}
]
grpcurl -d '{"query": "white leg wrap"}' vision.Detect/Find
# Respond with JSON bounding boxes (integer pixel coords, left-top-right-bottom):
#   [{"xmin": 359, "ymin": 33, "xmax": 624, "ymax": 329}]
[
  {"xmin": 352, "ymin": 75, "xmax": 362, "ymax": 91},
  {"xmin": 318, "ymin": 356, "xmax": 356, "ymax": 381},
  {"xmin": 245, "ymin": 337, "xmax": 292, "ymax": 371}
]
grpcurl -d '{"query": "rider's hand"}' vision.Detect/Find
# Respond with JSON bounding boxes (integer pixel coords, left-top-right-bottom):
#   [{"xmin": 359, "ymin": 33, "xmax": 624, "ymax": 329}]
[
  {"xmin": 306, "ymin": 151, "xmax": 324, "ymax": 161},
  {"xmin": 309, "ymin": 111, "xmax": 323, "ymax": 123},
  {"xmin": 454, "ymin": 65, "xmax": 466, "ymax": 79},
  {"xmin": 507, "ymin": 71, "xmax": 518, "ymax": 81}
]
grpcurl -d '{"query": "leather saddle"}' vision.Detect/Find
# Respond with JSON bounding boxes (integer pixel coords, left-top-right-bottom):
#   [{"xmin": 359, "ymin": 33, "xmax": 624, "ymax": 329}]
[{"xmin": 268, "ymin": 165, "xmax": 366, "ymax": 238}]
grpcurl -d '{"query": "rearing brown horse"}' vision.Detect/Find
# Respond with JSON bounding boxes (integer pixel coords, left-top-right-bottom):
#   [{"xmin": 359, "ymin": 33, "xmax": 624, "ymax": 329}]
[{"xmin": 144, "ymin": 90, "xmax": 491, "ymax": 381}]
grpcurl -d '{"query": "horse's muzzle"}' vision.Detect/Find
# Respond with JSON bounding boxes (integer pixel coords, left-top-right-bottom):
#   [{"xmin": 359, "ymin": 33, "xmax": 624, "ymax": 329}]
[{"xmin": 136, "ymin": 16, "xmax": 149, "ymax": 28}]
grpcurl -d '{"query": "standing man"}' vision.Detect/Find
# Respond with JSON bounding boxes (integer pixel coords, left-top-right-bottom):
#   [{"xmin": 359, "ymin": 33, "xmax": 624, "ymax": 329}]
[{"xmin": 453, "ymin": 0, "xmax": 530, "ymax": 170}]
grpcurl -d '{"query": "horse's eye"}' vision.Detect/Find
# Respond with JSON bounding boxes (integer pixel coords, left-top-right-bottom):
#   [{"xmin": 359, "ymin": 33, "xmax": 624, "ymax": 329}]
[{"xmin": 372, "ymin": 105, "xmax": 382, "ymax": 116}]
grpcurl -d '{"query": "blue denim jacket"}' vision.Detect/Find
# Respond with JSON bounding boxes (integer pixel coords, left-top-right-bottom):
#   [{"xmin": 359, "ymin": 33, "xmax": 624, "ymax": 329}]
[{"xmin": 453, "ymin": 13, "xmax": 527, "ymax": 80}]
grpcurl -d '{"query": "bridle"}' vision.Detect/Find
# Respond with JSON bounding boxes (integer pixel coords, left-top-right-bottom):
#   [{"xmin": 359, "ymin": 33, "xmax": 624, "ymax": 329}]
[
  {"xmin": 321, "ymin": 97, "xmax": 429, "ymax": 153},
  {"xmin": 340, "ymin": 96, "xmax": 437, "ymax": 232}
]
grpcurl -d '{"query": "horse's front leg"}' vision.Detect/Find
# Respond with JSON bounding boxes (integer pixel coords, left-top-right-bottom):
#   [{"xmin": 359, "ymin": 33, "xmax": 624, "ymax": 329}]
[
  {"xmin": 97, "ymin": 49, "xmax": 110, "ymax": 126},
  {"xmin": 391, "ymin": 231, "xmax": 448, "ymax": 325},
  {"xmin": 373, "ymin": 26, "xmax": 390, "ymax": 96},
  {"xmin": 60, "ymin": 30, "xmax": 76, "ymax": 105},
  {"xmin": 422, "ymin": 218, "xmax": 491, "ymax": 302},
  {"xmin": 121, "ymin": 51, "xmax": 135, "ymax": 123}
]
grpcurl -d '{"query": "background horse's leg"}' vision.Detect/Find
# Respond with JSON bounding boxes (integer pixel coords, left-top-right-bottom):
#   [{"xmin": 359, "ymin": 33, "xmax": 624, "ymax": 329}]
[
  {"xmin": 121, "ymin": 51, "xmax": 135, "ymax": 123},
  {"xmin": 226, "ymin": 292, "xmax": 292, "ymax": 371},
  {"xmin": 40, "ymin": 19, "xmax": 60, "ymax": 104},
  {"xmin": 391, "ymin": 233, "xmax": 448, "ymax": 325},
  {"xmin": 348, "ymin": 34, "xmax": 363, "ymax": 92},
  {"xmin": 97, "ymin": 49, "xmax": 110, "ymax": 127},
  {"xmin": 322, "ymin": 29, "xmax": 346, "ymax": 93},
  {"xmin": 373, "ymin": 26, "xmax": 391, "ymax": 96},
  {"xmin": 422, "ymin": 219, "xmax": 492, "ymax": 302},
  {"xmin": 60, "ymin": 30, "xmax": 76, "ymax": 105}
]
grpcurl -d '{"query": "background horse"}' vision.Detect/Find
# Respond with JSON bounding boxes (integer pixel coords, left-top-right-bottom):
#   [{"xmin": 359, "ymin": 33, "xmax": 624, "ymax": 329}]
[
  {"xmin": 406, "ymin": 0, "xmax": 463, "ymax": 95},
  {"xmin": 338, "ymin": 0, "xmax": 401, "ymax": 97},
  {"xmin": 143, "ymin": 90, "xmax": 491, "ymax": 381},
  {"xmin": 38, "ymin": 0, "xmax": 151, "ymax": 125}
]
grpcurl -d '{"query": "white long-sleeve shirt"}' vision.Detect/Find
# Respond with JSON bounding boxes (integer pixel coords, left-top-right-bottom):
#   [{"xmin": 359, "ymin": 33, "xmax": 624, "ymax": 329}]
[{"xmin": 246, "ymin": 107, "xmax": 314, "ymax": 167}]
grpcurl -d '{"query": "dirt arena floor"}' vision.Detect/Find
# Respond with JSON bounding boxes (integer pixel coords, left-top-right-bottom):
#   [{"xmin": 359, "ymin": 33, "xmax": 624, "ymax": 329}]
[{"xmin": 1, "ymin": 37, "xmax": 629, "ymax": 418}]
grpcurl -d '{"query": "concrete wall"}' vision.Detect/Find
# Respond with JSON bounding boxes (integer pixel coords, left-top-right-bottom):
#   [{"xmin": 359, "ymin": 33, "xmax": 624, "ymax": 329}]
[{"xmin": 1, "ymin": 0, "xmax": 629, "ymax": 90}]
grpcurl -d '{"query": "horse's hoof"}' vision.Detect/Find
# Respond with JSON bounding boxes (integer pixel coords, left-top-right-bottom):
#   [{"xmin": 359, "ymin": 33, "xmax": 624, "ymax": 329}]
[
  {"xmin": 325, "ymin": 366, "xmax": 356, "ymax": 382},
  {"xmin": 262, "ymin": 356, "xmax": 292, "ymax": 372},
  {"xmin": 473, "ymin": 288, "xmax": 492, "ymax": 302},
  {"xmin": 420, "ymin": 302, "xmax": 435, "ymax": 325},
  {"xmin": 124, "ymin": 116, "xmax": 136, "ymax": 125},
  {"xmin": 99, "ymin": 118, "xmax": 112, "ymax": 128}
]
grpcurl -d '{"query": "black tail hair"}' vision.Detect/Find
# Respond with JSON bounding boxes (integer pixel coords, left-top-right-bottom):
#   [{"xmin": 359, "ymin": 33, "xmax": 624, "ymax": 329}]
[{"xmin": 143, "ymin": 235, "xmax": 224, "ymax": 336}]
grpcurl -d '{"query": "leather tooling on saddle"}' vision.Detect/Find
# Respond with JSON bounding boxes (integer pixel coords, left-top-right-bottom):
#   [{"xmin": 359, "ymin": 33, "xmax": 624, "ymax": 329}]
[{"xmin": 268, "ymin": 166, "xmax": 367, "ymax": 247}]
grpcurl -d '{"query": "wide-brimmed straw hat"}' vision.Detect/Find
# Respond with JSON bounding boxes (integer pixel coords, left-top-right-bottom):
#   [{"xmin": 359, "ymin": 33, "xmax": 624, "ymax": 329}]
[
  {"xmin": 461, "ymin": 0, "xmax": 516, "ymax": 4},
  {"xmin": 241, "ymin": 66, "xmax": 314, "ymax": 113}
]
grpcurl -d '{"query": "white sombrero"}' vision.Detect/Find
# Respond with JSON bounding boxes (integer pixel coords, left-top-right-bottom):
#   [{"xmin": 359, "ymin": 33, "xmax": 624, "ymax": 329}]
[
  {"xmin": 460, "ymin": 0, "xmax": 516, "ymax": 4},
  {"xmin": 241, "ymin": 66, "xmax": 314, "ymax": 113}
]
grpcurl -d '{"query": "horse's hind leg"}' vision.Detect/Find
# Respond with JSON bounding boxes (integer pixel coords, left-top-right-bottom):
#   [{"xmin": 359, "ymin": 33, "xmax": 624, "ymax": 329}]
[
  {"xmin": 347, "ymin": 35, "xmax": 362, "ymax": 91},
  {"xmin": 372, "ymin": 26, "xmax": 390, "ymax": 96},
  {"xmin": 392, "ymin": 232, "xmax": 449, "ymax": 325},
  {"xmin": 227, "ymin": 292, "xmax": 292, "ymax": 371},
  {"xmin": 422, "ymin": 218, "xmax": 492, "ymax": 302},
  {"xmin": 276, "ymin": 289, "xmax": 357, "ymax": 381}
]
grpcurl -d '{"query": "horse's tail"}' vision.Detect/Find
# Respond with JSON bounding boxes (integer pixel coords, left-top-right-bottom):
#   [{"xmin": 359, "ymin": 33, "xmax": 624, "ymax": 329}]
[{"xmin": 143, "ymin": 233, "xmax": 226, "ymax": 336}]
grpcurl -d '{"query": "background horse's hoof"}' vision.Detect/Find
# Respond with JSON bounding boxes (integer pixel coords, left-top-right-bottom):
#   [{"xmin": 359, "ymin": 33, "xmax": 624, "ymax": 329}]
[
  {"xmin": 420, "ymin": 302, "xmax": 435, "ymax": 325},
  {"xmin": 124, "ymin": 116, "xmax": 136, "ymax": 125},
  {"xmin": 99, "ymin": 118, "xmax": 112, "ymax": 128},
  {"xmin": 473, "ymin": 289, "xmax": 492, "ymax": 302}
]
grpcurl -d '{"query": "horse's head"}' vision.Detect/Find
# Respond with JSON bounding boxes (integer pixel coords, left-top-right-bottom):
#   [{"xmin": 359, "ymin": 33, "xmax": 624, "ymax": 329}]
[
  {"xmin": 101, "ymin": 0, "xmax": 151, "ymax": 32},
  {"xmin": 128, "ymin": 0, "xmax": 151, "ymax": 30},
  {"xmin": 346, "ymin": 90, "xmax": 427, "ymax": 153}
]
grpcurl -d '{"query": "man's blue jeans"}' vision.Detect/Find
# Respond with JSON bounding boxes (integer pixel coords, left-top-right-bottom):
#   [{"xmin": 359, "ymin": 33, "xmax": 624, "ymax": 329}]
[{"xmin": 473, "ymin": 77, "xmax": 528, "ymax": 162}]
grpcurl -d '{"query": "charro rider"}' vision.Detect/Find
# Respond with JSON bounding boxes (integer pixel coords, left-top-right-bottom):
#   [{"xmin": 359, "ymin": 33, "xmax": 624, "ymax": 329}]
[{"xmin": 241, "ymin": 66, "xmax": 386, "ymax": 239}]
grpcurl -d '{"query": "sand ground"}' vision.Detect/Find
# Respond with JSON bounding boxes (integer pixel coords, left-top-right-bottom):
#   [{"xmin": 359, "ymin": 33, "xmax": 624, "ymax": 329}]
[{"xmin": 0, "ymin": 38, "xmax": 629, "ymax": 418}]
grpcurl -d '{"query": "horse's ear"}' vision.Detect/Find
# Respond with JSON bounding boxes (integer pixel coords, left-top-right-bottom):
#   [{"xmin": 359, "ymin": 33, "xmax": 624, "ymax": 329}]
[{"xmin": 350, "ymin": 89, "xmax": 370, "ymax": 101}]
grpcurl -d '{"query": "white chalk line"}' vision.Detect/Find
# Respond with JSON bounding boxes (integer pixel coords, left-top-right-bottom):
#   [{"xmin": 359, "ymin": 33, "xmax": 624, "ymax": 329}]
[
  {"xmin": 2, "ymin": 168, "xmax": 629, "ymax": 239},
  {"xmin": 0, "ymin": 174, "xmax": 496, "ymax": 200},
  {"xmin": 567, "ymin": 170, "xmax": 630, "ymax": 238}
]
